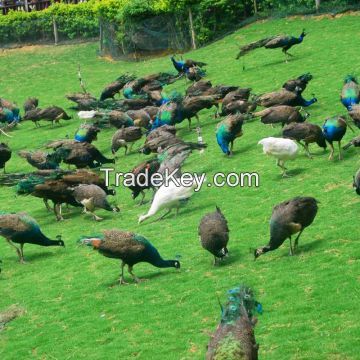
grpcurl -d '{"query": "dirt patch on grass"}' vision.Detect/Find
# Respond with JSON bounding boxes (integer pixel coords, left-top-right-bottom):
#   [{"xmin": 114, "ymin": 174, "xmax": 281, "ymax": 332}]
[{"xmin": 0, "ymin": 304, "xmax": 25, "ymax": 330}]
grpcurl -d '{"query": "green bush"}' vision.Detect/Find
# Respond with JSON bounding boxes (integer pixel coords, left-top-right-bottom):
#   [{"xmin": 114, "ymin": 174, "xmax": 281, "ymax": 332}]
[{"xmin": 0, "ymin": 2, "xmax": 99, "ymax": 44}]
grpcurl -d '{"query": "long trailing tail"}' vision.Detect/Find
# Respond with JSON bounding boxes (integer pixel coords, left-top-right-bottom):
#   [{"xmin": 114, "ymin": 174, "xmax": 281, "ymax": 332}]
[
  {"xmin": 343, "ymin": 136, "xmax": 360, "ymax": 150},
  {"xmin": 184, "ymin": 142, "xmax": 208, "ymax": 150},
  {"xmin": 15, "ymin": 175, "xmax": 46, "ymax": 195},
  {"xmin": 236, "ymin": 36, "xmax": 277, "ymax": 59}
]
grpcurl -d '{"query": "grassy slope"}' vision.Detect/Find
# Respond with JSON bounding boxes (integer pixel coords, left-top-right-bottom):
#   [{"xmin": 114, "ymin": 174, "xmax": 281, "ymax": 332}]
[{"xmin": 0, "ymin": 13, "xmax": 359, "ymax": 360}]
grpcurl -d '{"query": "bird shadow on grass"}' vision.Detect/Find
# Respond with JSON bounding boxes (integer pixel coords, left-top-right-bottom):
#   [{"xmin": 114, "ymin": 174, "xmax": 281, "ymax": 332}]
[
  {"xmin": 105, "ymin": 270, "xmax": 170, "ymax": 288},
  {"xmin": 274, "ymin": 167, "xmax": 305, "ymax": 179},
  {"xmin": 279, "ymin": 238, "xmax": 325, "ymax": 258},
  {"xmin": 23, "ymin": 251, "xmax": 57, "ymax": 262}
]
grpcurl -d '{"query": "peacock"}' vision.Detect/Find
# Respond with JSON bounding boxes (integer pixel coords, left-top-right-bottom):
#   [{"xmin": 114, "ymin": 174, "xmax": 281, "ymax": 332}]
[
  {"xmin": 170, "ymin": 55, "xmax": 207, "ymax": 80},
  {"xmin": 206, "ymin": 285, "xmax": 261, "ymax": 360},
  {"xmin": 0, "ymin": 98, "xmax": 21, "ymax": 123},
  {"xmin": 257, "ymin": 89, "xmax": 317, "ymax": 108},
  {"xmin": 72, "ymin": 184, "xmax": 119, "ymax": 221},
  {"xmin": 0, "ymin": 212, "xmax": 64, "ymax": 263},
  {"xmin": 354, "ymin": 169, "xmax": 360, "ymax": 195},
  {"xmin": 138, "ymin": 180, "xmax": 197, "ymax": 223},
  {"xmin": 253, "ymin": 105, "xmax": 309, "ymax": 127},
  {"xmin": 18, "ymin": 148, "xmax": 70, "ymax": 170},
  {"xmin": 254, "ymin": 197, "xmax": 318, "ymax": 259},
  {"xmin": 322, "ymin": 116, "xmax": 348, "ymax": 160},
  {"xmin": 258, "ymin": 137, "xmax": 299, "ymax": 177},
  {"xmin": 340, "ymin": 75, "xmax": 359, "ymax": 110},
  {"xmin": 283, "ymin": 73, "xmax": 313, "ymax": 94},
  {"xmin": 282, "ymin": 122, "xmax": 327, "ymax": 158},
  {"xmin": 0, "ymin": 143, "xmax": 11, "ymax": 173},
  {"xmin": 0, "ymin": 107, "xmax": 20, "ymax": 125},
  {"xmin": 74, "ymin": 124, "xmax": 100, "ymax": 143},
  {"xmin": 236, "ymin": 29, "xmax": 306, "ymax": 63},
  {"xmin": 126, "ymin": 158, "xmax": 161, "ymax": 204},
  {"xmin": 216, "ymin": 114, "xmax": 245, "ymax": 156},
  {"xmin": 111, "ymin": 126, "xmax": 143, "ymax": 155},
  {"xmin": 100, "ymin": 74, "xmax": 136, "ymax": 101},
  {"xmin": 199, "ymin": 206, "xmax": 229, "ymax": 265},
  {"xmin": 79, "ymin": 230, "xmax": 180, "ymax": 284},
  {"xmin": 23, "ymin": 106, "xmax": 72, "ymax": 127},
  {"xmin": 343, "ymin": 135, "xmax": 360, "ymax": 150},
  {"xmin": 348, "ymin": 104, "xmax": 360, "ymax": 128},
  {"xmin": 23, "ymin": 97, "xmax": 39, "ymax": 113}
]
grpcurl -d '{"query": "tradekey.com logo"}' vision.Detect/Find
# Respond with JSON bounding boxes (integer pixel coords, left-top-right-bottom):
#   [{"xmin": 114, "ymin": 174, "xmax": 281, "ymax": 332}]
[{"xmin": 100, "ymin": 168, "xmax": 260, "ymax": 192}]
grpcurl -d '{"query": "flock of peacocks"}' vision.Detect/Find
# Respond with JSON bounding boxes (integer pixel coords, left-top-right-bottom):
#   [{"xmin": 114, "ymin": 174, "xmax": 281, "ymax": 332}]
[{"xmin": 0, "ymin": 28, "xmax": 359, "ymax": 359}]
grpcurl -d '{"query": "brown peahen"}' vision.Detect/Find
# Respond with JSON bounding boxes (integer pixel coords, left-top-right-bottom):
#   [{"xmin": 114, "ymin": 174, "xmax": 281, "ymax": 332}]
[
  {"xmin": 343, "ymin": 135, "xmax": 360, "ymax": 150},
  {"xmin": 111, "ymin": 126, "xmax": 143, "ymax": 155},
  {"xmin": 254, "ymin": 197, "xmax": 318, "ymax": 259},
  {"xmin": 0, "ymin": 212, "xmax": 64, "ymax": 263},
  {"xmin": 80, "ymin": 230, "xmax": 180, "ymax": 284},
  {"xmin": 100, "ymin": 74, "xmax": 136, "ymax": 101},
  {"xmin": 0, "ymin": 143, "xmax": 11, "ymax": 173},
  {"xmin": 18, "ymin": 148, "xmax": 70, "ymax": 170},
  {"xmin": 348, "ymin": 104, "xmax": 360, "ymax": 128},
  {"xmin": 199, "ymin": 206, "xmax": 229, "ymax": 265},
  {"xmin": 282, "ymin": 73, "xmax": 313, "ymax": 94},
  {"xmin": 206, "ymin": 285, "xmax": 261, "ymax": 360},
  {"xmin": 253, "ymin": 105, "xmax": 309, "ymax": 127},
  {"xmin": 72, "ymin": 184, "xmax": 119, "ymax": 221},
  {"xmin": 257, "ymin": 89, "xmax": 317, "ymax": 108},
  {"xmin": 23, "ymin": 106, "xmax": 72, "ymax": 127},
  {"xmin": 282, "ymin": 122, "xmax": 327, "ymax": 158},
  {"xmin": 23, "ymin": 97, "xmax": 39, "ymax": 113}
]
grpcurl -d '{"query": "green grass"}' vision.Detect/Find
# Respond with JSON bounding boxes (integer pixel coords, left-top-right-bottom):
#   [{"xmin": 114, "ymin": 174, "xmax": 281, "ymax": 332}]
[{"xmin": 0, "ymin": 13, "xmax": 359, "ymax": 360}]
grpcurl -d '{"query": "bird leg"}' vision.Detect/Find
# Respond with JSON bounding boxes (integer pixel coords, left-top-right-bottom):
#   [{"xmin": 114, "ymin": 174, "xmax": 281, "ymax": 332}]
[
  {"xmin": 213, "ymin": 257, "xmax": 218, "ymax": 266},
  {"xmin": 19, "ymin": 244, "xmax": 25, "ymax": 263},
  {"xmin": 230, "ymin": 141, "xmax": 234, "ymax": 155},
  {"xmin": 119, "ymin": 261, "xmax": 129, "ymax": 285},
  {"xmin": 328, "ymin": 143, "xmax": 334, "ymax": 160},
  {"xmin": 6, "ymin": 239, "xmax": 23, "ymax": 263},
  {"xmin": 128, "ymin": 265, "xmax": 142, "ymax": 283},
  {"xmin": 43, "ymin": 199, "xmax": 53, "ymax": 212},
  {"xmin": 338, "ymin": 141, "xmax": 342, "ymax": 160},
  {"xmin": 138, "ymin": 191, "xmax": 146, "ymax": 206},
  {"xmin": 294, "ymin": 229, "xmax": 304, "ymax": 251},
  {"xmin": 304, "ymin": 143, "xmax": 313, "ymax": 159},
  {"xmin": 156, "ymin": 209, "xmax": 172, "ymax": 221},
  {"xmin": 277, "ymin": 160, "xmax": 289, "ymax": 177},
  {"xmin": 90, "ymin": 211, "xmax": 103, "ymax": 221},
  {"xmin": 289, "ymin": 237, "xmax": 294, "ymax": 256},
  {"xmin": 128, "ymin": 142, "xmax": 134, "ymax": 154},
  {"xmin": 124, "ymin": 145, "xmax": 128, "ymax": 156},
  {"xmin": 188, "ymin": 118, "xmax": 192, "ymax": 131},
  {"xmin": 54, "ymin": 203, "xmax": 64, "ymax": 221}
]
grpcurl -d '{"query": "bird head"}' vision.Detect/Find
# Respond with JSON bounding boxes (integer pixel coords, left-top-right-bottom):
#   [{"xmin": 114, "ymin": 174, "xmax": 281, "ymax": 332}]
[
  {"xmin": 138, "ymin": 215, "xmax": 146, "ymax": 224},
  {"xmin": 172, "ymin": 260, "xmax": 181, "ymax": 269},
  {"xmin": 254, "ymin": 247, "xmax": 263, "ymax": 260},
  {"xmin": 300, "ymin": 29, "xmax": 306, "ymax": 38},
  {"xmin": 56, "ymin": 235, "xmax": 65, "ymax": 247},
  {"xmin": 112, "ymin": 206, "xmax": 120, "ymax": 213},
  {"xmin": 219, "ymin": 247, "xmax": 229, "ymax": 258}
]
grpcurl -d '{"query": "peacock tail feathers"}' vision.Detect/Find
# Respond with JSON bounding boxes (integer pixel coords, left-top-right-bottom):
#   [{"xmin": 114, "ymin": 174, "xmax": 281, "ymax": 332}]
[
  {"xmin": 15, "ymin": 175, "xmax": 46, "ymax": 195},
  {"xmin": 236, "ymin": 36, "xmax": 277, "ymax": 59},
  {"xmin": 211, "ymin": 333, "xmax": 247, "ymax": 360},
  {"xmin": 220, "ymin": 285, "xmax": 262, "ymax": 325}
]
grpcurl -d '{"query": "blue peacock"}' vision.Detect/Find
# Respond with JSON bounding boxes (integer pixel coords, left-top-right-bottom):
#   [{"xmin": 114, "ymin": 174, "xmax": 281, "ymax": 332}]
[
  {"xmin": 170, "ymin": 56, "xmax": 207, "ymax": 81},
  {"xmin": 216, "ymin": 114, "xmax": 246, "ymax": 156},
  {"xmin": 206, "ymin": 285, "xmax": 262, "ymax": 360},
  {"xmin": 74, "ymin": 124, "xmax": 100, "ymax": 143},
  {"xmin": 340, "ymin": 75, "xmax": 359, "ymax": 110},
  {"xmin": 0, "ymin": 212, "xmax": 64, "ymax": 263},
  {"xmin": 322, "ymin": 116, "xmax": 349, "ymax": 160}
]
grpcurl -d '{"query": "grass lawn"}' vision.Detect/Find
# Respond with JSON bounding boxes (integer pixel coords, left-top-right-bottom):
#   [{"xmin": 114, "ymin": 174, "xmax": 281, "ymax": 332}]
[{"xmin": 0, "ymin": 12, "xmax": 359, "ymax": 360}]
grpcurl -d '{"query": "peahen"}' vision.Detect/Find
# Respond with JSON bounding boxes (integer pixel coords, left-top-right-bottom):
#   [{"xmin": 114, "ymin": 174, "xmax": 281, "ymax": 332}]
[
  {"xmin": 0, "ymin": 143, "xmax": 11, "ymax": 173},
  {"xmin": 23, "ymin": 106, "xmax": 72, "ymax": 127},
  {"xmin": 111, "ymin": 126, "xmax": 143, "ymax": 155},
  {"xmin": 79, "ymin": 230, "xmax": 180, "ymax": 284},
  {"xmin": 206, "ymin": 285, "xmax": 261, "ymax": 360},
  {"xmin": 322, "ymin": 116, "xmax": 348, "ymax": 160},
  {"xmin": 100, "ymin": 74, "xmax": 136, "ymax": 101},
  {"xmin": 126, "ymin": 158, "xmax": 160, "ymax": 204},
  {"xmin": 283, "ymin": 73, "xmax": 313, "ymax": 94},
  {"xmin": 282, "ymin": 122, "xmax": 327, "ymax": 158},
  {"xmin": 343, "ymin": 135, "xmax": 360, "ymax": 150},
  {"xmin": 253, "ymin": 105, "xmax": 309, "ymax": 127},
  {"xmin": 255, "ymin": 197, "xmax": 318, "ymax": 258},
  {"xmin": 348, "ymin": 104, "xmax": 360, "ymax": 128},
  {"xmin": 126, "ymin": 109, "xmax": 151, "ymax": 129},
  {"xmin": 23, "ymin": 97, "xmax": 39, "ymax": 113},
  {"xmin": 258, "ymin": 137, "xmax": 299, "ymax": 177},
  {"xmin": 18, "ymin": 149, "xmax": 70, "ymax": 170},
  {"xmin": 257, "ymin": 89, "xmax": 317, "ymax": 108},
  {"xmin": 340, "ymin": 75, "xmax": 359, "ymax": 110},
  {"xmin": 237, "ymin": 29, "xmax": 306, "ymax": 63},
  {"xmin": 72, "ymin": 184, "xmax": 119, "ymax": 221},
  {"xmin": 216, "ymin": 114, "xmax": 245, "ymax": 156},
  {"xmin": 354, "ymin": 169, "xmax": 360, "ymax": 195},
  {"xmin": 0, "ymin": 212, "xmax": 64, "ymax": 263},
  {"xmin": 199, "ymin": 206, "xmax": 229, "ymax": 265}
]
